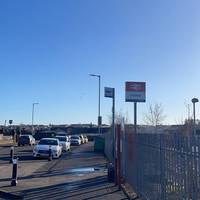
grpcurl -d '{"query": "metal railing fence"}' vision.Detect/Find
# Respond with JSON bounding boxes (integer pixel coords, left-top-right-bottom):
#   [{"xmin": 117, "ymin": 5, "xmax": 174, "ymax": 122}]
[{"xmin": 105, "ymin": 131, "xmax": 200, "ymax": 200}]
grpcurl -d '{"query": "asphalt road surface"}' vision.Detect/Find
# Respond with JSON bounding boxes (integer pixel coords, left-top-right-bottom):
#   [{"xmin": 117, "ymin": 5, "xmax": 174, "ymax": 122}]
[{"xmin": 0, "ymin": 142, "xmax": 128, "ymax": 200}]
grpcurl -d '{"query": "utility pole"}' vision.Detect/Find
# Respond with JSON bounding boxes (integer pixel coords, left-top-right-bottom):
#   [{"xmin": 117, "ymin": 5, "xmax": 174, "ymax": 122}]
[
  {"xmin": 32, "ymin": 103, "xmax": 39, "ymax": 134},
  {"xmin": 89, "ymin": 74, "xmax": 102, "ymax": 134}
]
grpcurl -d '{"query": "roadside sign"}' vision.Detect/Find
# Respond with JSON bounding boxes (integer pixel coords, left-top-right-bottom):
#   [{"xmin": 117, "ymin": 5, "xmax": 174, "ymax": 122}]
[
  {"xmin": 104, "ymin": 87, "xmax": 114, "ymax": 98},
  {"xmin": 125, "ymin": 82, "xmax": 146, "ymax": 102}
]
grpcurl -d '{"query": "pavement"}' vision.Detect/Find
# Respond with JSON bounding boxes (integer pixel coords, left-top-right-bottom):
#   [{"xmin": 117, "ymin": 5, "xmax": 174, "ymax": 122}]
[{"xmin": 0, "ymin": 142, "xmax": 128, "ymax": 200}]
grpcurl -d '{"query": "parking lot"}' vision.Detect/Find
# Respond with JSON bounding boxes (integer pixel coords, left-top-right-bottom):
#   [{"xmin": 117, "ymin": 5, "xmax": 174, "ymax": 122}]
[{"xmin": 0, "ymin": 141, "xmax": 128, "ymax": 200}]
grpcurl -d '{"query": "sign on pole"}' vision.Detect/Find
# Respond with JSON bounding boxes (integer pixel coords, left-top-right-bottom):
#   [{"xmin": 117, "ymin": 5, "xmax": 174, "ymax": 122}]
[
  {"xmin": 104, "ymin": 87, "xmax": 114, "ymax": 98},
  {"xmin": 104, "ymin": 86, "xmax": 115, "ymax": 159},
  {"xmin": 125, "ymin": 82, "xmax": 146, "ymax": 102}
]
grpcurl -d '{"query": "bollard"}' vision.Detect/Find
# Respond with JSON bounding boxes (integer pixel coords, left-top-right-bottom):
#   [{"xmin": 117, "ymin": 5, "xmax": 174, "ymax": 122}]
[
  {"xmin": 48, "ymin": 145, "xmax": 52, "ymax": 161},
  {"xmin": 10, "ymin": 146, "xmax": 14, "ymax": 163},
  {"xmin": 11, "ymin": 157, "xmax": 18, "ymax": 186},
  {"xmin": 108, "ymin": 162, "xmax": 115, "ymax": 182}
]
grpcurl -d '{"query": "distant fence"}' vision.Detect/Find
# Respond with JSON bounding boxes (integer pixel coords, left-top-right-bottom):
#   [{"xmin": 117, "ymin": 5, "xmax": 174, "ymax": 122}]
[{"xmin": 105, "ymin": 130, "xmax": 200, "ymax": 200}]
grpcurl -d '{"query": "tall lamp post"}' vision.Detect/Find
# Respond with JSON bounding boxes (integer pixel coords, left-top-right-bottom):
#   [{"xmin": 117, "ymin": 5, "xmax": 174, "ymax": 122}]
[
  {"xmin": 89, "ymin": 74, "xmax": 101, "ymax": 134},
  {"xmin": 192, "ymin": 98, "xmax": 199, "ymax": 135},
  {"xmin": 32, "ymin": 103, "xmax": 39, "ymax": 134}
]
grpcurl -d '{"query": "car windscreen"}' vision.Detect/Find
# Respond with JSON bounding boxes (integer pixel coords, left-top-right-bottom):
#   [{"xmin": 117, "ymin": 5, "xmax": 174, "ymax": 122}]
[
  {"xmin": 56, "ymin": 137, "xmax": 67, "ymax": 142},
  {"xmin": 38, "ymin": 139, "xmax": 58, "ymax": 145},
  {"xmin": 71, "ymin": 136, "xmax": 79, "ymax": 140},
  {"xmin": 20, "ymin": 136, "xmax": 29, "ymax": 140}
]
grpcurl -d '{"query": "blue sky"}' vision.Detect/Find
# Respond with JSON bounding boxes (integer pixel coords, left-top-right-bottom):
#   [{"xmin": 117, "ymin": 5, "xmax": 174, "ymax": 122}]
[{"xmin": 0, "ymin": 0, "xmax": 200, "ymax": 125}]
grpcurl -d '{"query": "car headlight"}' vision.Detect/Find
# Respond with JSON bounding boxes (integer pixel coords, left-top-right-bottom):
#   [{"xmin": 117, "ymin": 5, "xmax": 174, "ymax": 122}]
[
  {"xmin": 33, "ymin": 147, "xmax": 38, "ymax": 153},
  {"xmin": 52, "ymin": 149, "xmax": 58, "ymax": 153}
]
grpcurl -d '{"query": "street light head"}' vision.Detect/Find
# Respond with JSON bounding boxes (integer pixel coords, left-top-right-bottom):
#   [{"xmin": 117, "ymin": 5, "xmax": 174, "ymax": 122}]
[
  {"xmin": 89, "ymin": 74, "xmax": 100, "ymax": 78},
  {"xmin": 192, "ymin": 98, "xmax": 199, "ymax": 103}
]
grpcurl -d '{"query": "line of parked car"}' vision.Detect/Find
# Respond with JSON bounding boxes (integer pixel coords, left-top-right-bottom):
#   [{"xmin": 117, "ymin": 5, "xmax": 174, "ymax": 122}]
[{"xmin": 17, "ymin": 134, "xmax": 89, "ymax": 159}]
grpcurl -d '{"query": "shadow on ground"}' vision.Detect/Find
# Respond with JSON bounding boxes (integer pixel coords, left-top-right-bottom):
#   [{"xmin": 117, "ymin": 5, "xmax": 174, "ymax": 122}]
[{"xmin": 20, "ymin": 175, "xmax": 127, "ymax": 200}]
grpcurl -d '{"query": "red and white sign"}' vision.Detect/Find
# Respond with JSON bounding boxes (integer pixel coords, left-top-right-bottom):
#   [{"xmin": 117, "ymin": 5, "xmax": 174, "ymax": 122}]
[{"xmin": 125, "ymin": 82, "xmax": 146, "ymax": 102}]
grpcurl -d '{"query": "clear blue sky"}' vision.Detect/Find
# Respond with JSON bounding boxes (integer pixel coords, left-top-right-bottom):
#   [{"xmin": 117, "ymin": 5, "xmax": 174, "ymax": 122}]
[{"xmin": 0, "ymin": 0, "xmax": 200, "ymax": 125}]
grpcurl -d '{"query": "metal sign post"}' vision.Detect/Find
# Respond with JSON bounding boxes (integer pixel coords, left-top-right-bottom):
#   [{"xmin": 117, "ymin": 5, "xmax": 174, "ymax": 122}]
[
  {"xmin": 104, "ymin": 87, "xmax": 115, "ymax": 166},
  {"xmin": 125, "ymin": 82, "xmax": 146, "ymax": 134},
  {"xmin": 134, "ymin": 102, "xmax": 137, "ymax": 134}
]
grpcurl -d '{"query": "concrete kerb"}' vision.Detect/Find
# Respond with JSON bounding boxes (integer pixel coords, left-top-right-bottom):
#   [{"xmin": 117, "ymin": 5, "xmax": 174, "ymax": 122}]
[
  {"xmin": 0, "ymin": 190, "xmax": 24, "ymax": 200},
  {"xmin": 121, "ymin": 183, "xmax": 141, "ymax": 200}
]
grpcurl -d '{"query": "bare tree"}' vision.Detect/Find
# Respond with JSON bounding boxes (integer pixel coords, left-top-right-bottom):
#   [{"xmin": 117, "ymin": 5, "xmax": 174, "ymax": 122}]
[
  {"xmin": 107, "ymin": 111, "xmax": 129, "ymax": 125},
  {"xmin": 144, "ymin": 103, "xmax": 166, "ymax": 132},
  {"xmin": 184, "ymin": 101, "xmax": 192, "ymax": 121}
]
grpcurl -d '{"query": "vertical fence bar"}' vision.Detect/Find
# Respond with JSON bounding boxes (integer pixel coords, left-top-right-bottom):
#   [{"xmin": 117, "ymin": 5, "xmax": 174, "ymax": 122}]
[
  {"xmin": 122, "ymin": 124, "xmax": 126, "ymax": 181},
  {"xmin": 160, "ymin": 134, "xmax": 166, "ymax": 200},
  {"xmin": 182, "ymin": 136, "xmax": 187, "ymax": 200},
  {"xmin": 188, "ymin": 136, "xmax": 193, "ymax": 199},
  {"xmin": 198, "ymin": 136, "xmax": 200, "ymax": 199},
  {"xmin": 116, "ymin": 124, "xmax": 121, "ymax": 188},
  {"xmin": 186, "ymin": 136, "xmax": 190, "ymax": 199},
  {"xmin": 193, "ymin": 135, "xmax": 198, "ymax": 199}
]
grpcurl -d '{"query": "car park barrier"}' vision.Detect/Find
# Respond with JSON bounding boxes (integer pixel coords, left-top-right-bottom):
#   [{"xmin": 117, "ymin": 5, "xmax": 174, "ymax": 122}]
[
  {"xmin": 10, "ymin": 146, "xmax": 14, "ymax": 163},
  {"xmin": 11, "ymin": 157, "xmax": 18, "ymax": 186},
  {"xmin": 48, "ymin": 145, "xmax": 52, "ymax": 161},
  {"xmin": 107, "ymin": 162, "xmax": 115, "ymax": 182}
]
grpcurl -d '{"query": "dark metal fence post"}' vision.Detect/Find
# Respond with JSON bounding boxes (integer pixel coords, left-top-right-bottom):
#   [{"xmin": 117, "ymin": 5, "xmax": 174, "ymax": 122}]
[{"xmin": 160, "ymin": 134, "xmax": 166, "ymax": 200}]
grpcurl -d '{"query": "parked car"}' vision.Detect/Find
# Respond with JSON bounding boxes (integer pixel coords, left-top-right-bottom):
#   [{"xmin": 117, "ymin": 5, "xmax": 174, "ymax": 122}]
[
  {"xmin": 83, "ymin": 135, "xmax": 88, "ymax": 143},
  {"xmin": 55, "ymin": 136, "xmax": 70, "ymax": 151},
  {"xmin": 79, "ymin": 135, "xmax": 85, "ymax": 144},
  {"xmin": 34, "ymin": 131, "xmax": 56, "ymax": 141},
  {"xmin": 70, "ymin": 135, "xmax": 81, "ymax": 146},
  {"xmin": 33, "ymin": 138, "xmax": 62, "ymax": 158},
  {"xmin": 56, "ymin": 131, "xmax": 67, "ymax": 137},
  {"xmin": 18, "ymin": 135, "xmax": 35, "ymax": 146}
]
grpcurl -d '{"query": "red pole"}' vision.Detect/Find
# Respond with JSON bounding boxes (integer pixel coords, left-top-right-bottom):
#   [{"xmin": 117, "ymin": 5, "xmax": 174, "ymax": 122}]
[
  {"xmin": 116, "ymin": 124, "xmax": 121, "ymax": 188},
  {"xmin": 115, "ymin": 124, "xmax": 117, "ymax": 185}
]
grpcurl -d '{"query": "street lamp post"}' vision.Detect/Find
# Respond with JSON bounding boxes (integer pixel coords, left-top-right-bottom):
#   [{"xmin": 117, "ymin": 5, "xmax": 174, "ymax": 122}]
[
  {"xmin": 192, "ymin": 98, "xmax": 199, "ymax": 135},
  {"xmin": 89, "ymin": 74, "xmax": 101, "ymax": 134},
  {"xmin": 32, "ymin": 103, "xmax": 39, "ymax": 134}
]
